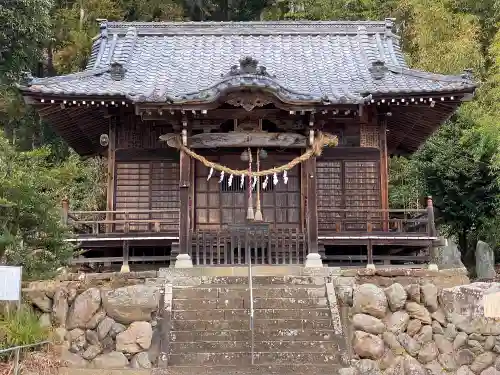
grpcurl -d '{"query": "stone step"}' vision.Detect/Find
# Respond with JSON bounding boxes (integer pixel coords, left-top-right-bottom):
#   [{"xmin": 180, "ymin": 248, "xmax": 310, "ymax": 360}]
[
  {"xmin": 171, "ymin": 318, "xmax": 333, "ymax": 331},
  {"xmin": 253, "ymin": 297, "xmax": 328, "ymax": 309},
  {"xmin": 172, "ymin": 298, "xmax": 245, "ymax": 310},
  {"xmin": 172, "ymin": 308, "xmax": 331, "ymax": 320},
  {"xmin": 61, "ymin": 365, "xmax": 342, "ymax": 375},
  {"xmin": 172, "ymin": 297, "xmax": 328, "ymax": 310},
  {"xmin": 190, "ymin": 276, "xmax": 325, "ymax": 286},
  {"xmin": 171, "ymin": 329, "xmax": 337, "ymax": 342},
  {"xmin": 173, "ymin": 285, "xmax": 326, "ymax": 299},
  {"xmin": 168, "ymin": 352, "xmax": 340, "ymax": 366},
  {"xmin": 169, "ymin": 340, "xmax": 338, "ymax": 353}
]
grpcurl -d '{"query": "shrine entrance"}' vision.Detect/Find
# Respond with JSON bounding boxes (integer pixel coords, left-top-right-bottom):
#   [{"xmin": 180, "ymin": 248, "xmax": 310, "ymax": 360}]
[
  {"xmin": 194, "ymin": 151, "xmax": 301, "ymax": 230},
  {"xmin": 191, "ymin": 148, "xmax": 305, "ymax": 265}
]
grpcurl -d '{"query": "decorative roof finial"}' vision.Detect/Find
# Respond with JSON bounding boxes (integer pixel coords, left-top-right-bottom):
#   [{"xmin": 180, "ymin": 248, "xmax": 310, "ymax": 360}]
[
  {"xmin": 369, "ymin": 60, "xmax": 388, "ymax": 80},
  {"xmin": 97, "ymin": 18, "xmax": 108, "ymax": 38},
  {"xmin": 110, "ymin": 61, "xmax": 126, "ymax": 81},
  {"xmin": 385, "ymin": 18, "xmax": 396, "ymax": 30},
  {"xmin": 462, "ymin": 68, "xmax": 474, "ymax": 81},
  {"xmin": 385, "ymin": 18, "xmax": 396, "ymax": 37},
  {"xmin": 20, "ymin": 71, "xmax": 34, "ymax": 86},
  {"xmin": 223, "ymin": 56, "xmax": 274, "ymax": 78}
]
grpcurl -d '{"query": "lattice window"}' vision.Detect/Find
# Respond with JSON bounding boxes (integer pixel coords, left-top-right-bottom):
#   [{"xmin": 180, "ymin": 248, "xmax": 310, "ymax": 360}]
[
  {"xmin": 317, "ymin": 159, "xmax": 381, "ymax": 232},
  {"xmin": 360, "ymin": 124, "xmax": 380, "ymax": 148},
  {"xmin": 114, "ymin": 160, "xmax": 180, "ymax": 232}
]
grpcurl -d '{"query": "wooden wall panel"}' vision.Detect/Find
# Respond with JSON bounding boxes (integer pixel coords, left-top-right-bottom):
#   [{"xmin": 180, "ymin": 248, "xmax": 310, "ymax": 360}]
[
  {"xmin": 114, "ymin": 159, "xmax": 180, "ymax": 232},
  {"xmin": 116, "ymin": 115, "xmax": 171, "ymax": 149},
  {"xmin": 317, "ymin": 151, "xmax": 381, "ymax": 232}
]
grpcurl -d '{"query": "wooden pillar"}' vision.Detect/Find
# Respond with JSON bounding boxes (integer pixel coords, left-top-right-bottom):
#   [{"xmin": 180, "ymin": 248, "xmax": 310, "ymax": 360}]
[
  {"xmin": 305, "ymin": 151, "xmax": 321, "ymax": 267},
  {"xmin": 367, "ymin": 239, "xmax": 374, "ymax": 268},
  {"xmin": 120, "ymin": 240, "xmax": 130, "ymax": 273},
  {"xmin": 176, "ymin": 123, "xmax": 193, "ymax": 268},
  {"xmin": 379, "ymin": 118, "xmax": 389, "ymax": 231},
  {"xmin": 427, "ymin": 196, "xmax": 439, "ymax": 270},
  {"xmin": 106, "ymin": 118, "xmax": 117, "ymax": 233},
  {"xmin": 61, "ymin": 197, "xmax": 69, "ymax": 225}
]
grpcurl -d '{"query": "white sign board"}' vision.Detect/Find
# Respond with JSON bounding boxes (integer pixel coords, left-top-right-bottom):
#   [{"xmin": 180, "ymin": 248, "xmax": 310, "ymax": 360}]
[
  {"xmin": 0, "ymin": 266, "xmax": 22, "ymax": 301},
  {"xmin": 483, "ymin": 291, "xmax": 500, "ymax": 318}
]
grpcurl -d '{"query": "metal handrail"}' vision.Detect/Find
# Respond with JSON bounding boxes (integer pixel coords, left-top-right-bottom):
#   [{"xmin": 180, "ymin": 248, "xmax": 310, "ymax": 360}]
[
  {"xmin": 0, "ymin": 341, "xmax": 50, "ymax": 375},
  {"xmin": 0, "ymin": 341, "xmax": 50, "ymax": 354}
]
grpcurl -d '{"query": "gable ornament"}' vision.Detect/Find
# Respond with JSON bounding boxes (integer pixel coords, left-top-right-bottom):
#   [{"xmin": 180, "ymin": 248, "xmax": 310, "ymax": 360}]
[
  {"xmin": 224, "ymin": 56, "xmax": 275, "ymax": 78},
  {"xmin": 226, "ymin": 95, "xmax": 272, "ymax": 111}
]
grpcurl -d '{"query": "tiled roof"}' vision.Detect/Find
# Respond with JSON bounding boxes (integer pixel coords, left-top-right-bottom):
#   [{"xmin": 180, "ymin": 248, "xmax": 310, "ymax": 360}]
[{"xmin": 20, "ymin": 20, "xmax": 476, "ymax": 105}]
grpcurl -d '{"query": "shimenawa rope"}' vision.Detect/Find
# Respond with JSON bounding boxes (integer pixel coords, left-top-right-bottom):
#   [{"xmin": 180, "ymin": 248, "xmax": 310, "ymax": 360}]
[{"xmin": 165, "ymin": 132, "xmax": 338, "ymax": 177}]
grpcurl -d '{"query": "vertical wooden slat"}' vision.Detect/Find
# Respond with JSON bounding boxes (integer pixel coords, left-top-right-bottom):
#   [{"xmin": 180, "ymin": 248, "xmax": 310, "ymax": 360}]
[
  {"xmin": 179, "ymin": 150, "xmax": 191, "ymax": 257},
  {"xmin": 295, "ymin": 230, "xmax": 299, "ymax": 264},
  {"xmin": 379, "ymin": 119, "xmax": 389, "ymax": 231},
  {"xmin": 106, "ymin": 117, "xmax": 116, "ymax": 233}
]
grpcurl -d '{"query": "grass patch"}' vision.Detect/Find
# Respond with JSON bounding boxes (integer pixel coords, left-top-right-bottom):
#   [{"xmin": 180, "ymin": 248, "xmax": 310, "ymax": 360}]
[{"xmin": 0, "ymin": 306, "xmax": 49, "ymax": 352}]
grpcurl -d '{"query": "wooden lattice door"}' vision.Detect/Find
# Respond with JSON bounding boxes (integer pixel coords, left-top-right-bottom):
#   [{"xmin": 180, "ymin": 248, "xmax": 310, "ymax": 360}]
[
  {"xmin": 317, "ymin": 158, "xmax": 381, "ymax": 232},
  {"xmin": 194, "ymin": 151, "xmax": 301, "ymax": 229}
]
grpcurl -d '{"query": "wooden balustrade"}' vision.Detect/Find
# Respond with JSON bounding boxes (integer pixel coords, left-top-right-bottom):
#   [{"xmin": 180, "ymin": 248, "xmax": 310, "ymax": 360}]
[
  {"xmin": 65, "ymin": 208, "xmax": 180, "ymax": 234},
  {"xmin": 190, "ymin": 225, "xmax": 307, "ymax": 265},
  {"xmin": 317, "ymin": 207, "xmax": 434, "ymax": 236}
]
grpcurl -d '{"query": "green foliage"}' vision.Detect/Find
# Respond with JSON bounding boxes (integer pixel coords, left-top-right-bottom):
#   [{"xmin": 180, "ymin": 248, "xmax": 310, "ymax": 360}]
[
  {"xmin": 0, "ymin": 135, "xmax": 105, "ymax": 279},
  {"xmin": 415, "ymin": 120, "xmax": 499, "ymax": 235},
  {"xmin": 0, "ymin": 306, "xmax": 49, "ymax": 350}
]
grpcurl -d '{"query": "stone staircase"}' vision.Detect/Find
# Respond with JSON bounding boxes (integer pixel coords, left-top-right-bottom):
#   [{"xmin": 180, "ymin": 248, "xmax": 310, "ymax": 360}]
[{"xmin": 168, "ymin": 275, "xmax": 347, "ymax": 370}]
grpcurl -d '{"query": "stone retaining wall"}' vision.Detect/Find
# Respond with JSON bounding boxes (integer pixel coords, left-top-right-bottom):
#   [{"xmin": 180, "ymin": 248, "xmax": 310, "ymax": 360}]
[
  {"xmin": 21, "ymin": 267, "xmax": 474, "ymax": 371},
  {"xmin": 337, "ymin": 280, "xmax": 500, "ymax": 375},
  {"xmin": 23, "ymin": 271, "xmax": 162, "ymax": 369}
]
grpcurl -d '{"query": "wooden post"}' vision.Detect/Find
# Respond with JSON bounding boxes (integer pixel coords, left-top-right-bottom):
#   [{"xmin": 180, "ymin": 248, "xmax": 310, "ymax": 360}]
[
  {"xmin": 61, "ymin": 197, "xmax": 69, "ymax": 226},
  {"xmin": 367, "ymin": 239, "xmax": 374, "ymax": 269},
  {"xmin": 120, "ymin": 240, "xmax": 130, "ymax": 273},
  {"xmin": 176, "ymin": 123, "xmax": 193, "ymax": 268},
  {"xmin": 305, "ymin": 154, "xmax": 321, "ymax": 267},
  {"xmin": 427, "ymin": 196, "xmax": 439, "ymax": 270},
  {"xmin": 106, "ymin": 118, "xmax": 116, "ymax": 233},
  {"xmin": 379, "ymin": 119, "xmax": 389, "ymax": 231},
  {"xmin": 426, "ymin": 196, "xmax": 436, "ymax": 237}
]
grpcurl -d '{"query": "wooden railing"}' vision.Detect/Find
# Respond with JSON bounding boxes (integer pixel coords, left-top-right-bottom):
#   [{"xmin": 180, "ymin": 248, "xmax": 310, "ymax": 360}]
[
  {"xmin": 318, "ymin": 207, "xmax": 435, "ymax": 236},
  {"xmin": 62, "ymin": 206, "xmax": 179, "ymax": 235},
  {"xmin": 189, "ymin": 224, "xmax": 307, "ymax": 265}
]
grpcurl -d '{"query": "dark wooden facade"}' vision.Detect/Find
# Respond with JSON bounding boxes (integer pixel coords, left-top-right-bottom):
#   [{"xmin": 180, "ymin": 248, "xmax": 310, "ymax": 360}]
[{"xmin": 57, "ymin": 102, "xmax": 439, "ymax": 268}]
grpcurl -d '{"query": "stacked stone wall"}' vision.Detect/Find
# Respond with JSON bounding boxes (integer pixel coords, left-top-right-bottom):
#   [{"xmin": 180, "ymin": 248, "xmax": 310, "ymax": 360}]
[
  {"xmin": 23, "ymin": 271, "xmax": 161, "ymax": 369},
  {"xmin": 336, "ymin": 277, "xmax": 500, "ymax": 375}
]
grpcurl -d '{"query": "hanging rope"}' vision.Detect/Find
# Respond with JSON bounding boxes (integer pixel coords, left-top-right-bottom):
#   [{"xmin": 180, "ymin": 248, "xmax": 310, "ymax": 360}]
[{"xmin": 163, "ymin": 132, "xmax": 338, "ymax": 177}]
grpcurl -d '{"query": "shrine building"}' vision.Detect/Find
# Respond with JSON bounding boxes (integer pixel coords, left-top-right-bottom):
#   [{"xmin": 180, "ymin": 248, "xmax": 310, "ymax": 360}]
[{"xmin": 18, "ymin": 20, "xmax": 476, "ymax": 270}]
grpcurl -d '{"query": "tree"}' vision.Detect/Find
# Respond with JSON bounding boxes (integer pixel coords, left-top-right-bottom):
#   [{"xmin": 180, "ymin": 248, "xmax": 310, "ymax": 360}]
[
  {"xmin": 0, "ymin": 136, "xmax": 72, "ymax": 279},
  {"xmin": 0, "ymin": 135, "xmax": 106, "ymax": 279},
  {"xmin": 414, "ymin": 118, "xmax": 500, "ymax": 257},
  {"xmin": 0, "ymin": 0, "xmax": 53, "ymax": 146}
]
